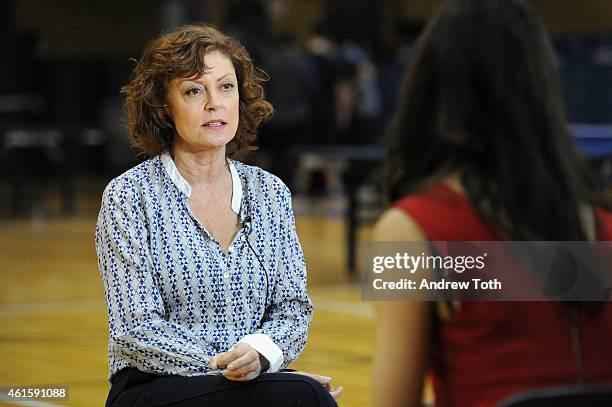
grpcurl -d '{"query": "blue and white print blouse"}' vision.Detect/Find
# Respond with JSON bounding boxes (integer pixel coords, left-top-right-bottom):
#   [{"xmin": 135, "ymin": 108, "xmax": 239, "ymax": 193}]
[{"xmin": 96, "ymin": 151, "xmax": 313, "ymax": 379}]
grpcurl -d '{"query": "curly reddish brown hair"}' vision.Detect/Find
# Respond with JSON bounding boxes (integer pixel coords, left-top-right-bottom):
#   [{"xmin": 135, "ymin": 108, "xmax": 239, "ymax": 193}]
[{"xmin": 121, "ymin": 23, "xmax": 273, "ymax": 157}]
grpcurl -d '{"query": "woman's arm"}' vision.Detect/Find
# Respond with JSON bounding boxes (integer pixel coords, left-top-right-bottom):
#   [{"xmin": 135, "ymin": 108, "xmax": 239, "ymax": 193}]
[
  {"xmin": 250, "ymin": 183, "xmax": 314, "ymax": 371},
  {"xmin": 372, "ymin": 208, "xmax": 431, "ymax": 407},
  {"xmin": 97, "ymin": 178, "xmax": 217, "ymax": 375}
]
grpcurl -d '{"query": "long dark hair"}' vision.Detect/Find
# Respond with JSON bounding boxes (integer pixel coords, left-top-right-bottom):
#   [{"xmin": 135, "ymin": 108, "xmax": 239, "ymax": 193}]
[{"xmin": 386, "ymin": 0, "xmax": 609, "ymax": 240}]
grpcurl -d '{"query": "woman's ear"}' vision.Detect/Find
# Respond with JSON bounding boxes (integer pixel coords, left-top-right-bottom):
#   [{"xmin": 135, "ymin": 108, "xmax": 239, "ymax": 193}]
[
  {"xmin": 162, "ymin": 81, "xmax": 173, "ymax": 119},
  {"xmin": 162, "ymin": 103, "xmax": 174, "ymax": 126}
]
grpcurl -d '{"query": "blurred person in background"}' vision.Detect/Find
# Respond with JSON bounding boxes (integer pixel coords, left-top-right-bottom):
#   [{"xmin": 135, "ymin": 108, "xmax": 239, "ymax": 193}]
[
  {"xmin": 261, "ymin": 33, "xmax": 319, "ymax": 189},
  {"xmin": 375, "ymin": 18, "xmax": 424, "ymax": 125},
  {"xmin": 372, "ymin": 0, "xmax": 612, "ymax": 406},
  {"xmin": 96, "ymin": 24, "xmax": 340, "ymax": 407}
]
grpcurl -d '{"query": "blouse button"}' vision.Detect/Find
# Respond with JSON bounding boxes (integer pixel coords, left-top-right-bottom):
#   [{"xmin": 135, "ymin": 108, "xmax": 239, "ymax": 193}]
[{"xmin": 223, "ymin": 272, "xmax": 230, "ymax": 279}]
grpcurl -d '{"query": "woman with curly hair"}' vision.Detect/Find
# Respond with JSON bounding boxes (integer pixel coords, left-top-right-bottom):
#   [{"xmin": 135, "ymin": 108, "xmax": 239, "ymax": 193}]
[{"xmin": 96, "ymin": 24, "xmax": 340, "ymax": 406}]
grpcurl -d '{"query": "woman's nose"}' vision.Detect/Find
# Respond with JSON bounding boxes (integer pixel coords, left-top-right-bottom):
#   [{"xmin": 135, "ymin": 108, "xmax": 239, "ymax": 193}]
[{"xmin": 205, "ymin": 90, "xmax": 221, "ymax": 111}]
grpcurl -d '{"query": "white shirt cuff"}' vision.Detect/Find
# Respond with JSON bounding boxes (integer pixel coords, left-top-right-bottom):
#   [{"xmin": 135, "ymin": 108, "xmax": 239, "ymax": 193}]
[{"xmin": 238, "ymin": 334, "xmax": 284, "ymax": 373}]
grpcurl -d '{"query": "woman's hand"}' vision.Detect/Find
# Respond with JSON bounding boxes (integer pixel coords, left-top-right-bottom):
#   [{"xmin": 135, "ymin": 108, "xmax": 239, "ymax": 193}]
[
  {"xmin": 211, "ymin": 343, "xmax": 262, "ymax": 381},
  {"xmin": 286, "ymin": 371, "xmax": 344, "ymax": 400}
]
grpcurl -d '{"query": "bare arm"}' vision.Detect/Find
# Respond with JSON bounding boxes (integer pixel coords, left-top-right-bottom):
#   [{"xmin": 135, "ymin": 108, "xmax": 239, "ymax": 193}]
[{"xmin": 372, "ymin": 208, "xmax": 431, "ymax": 407}]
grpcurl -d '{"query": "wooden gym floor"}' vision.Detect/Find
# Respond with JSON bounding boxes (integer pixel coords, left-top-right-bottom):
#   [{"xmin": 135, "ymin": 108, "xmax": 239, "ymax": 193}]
[{"xmin": 0, "ymin": 185, "xmax": 375, "ymax": 407}]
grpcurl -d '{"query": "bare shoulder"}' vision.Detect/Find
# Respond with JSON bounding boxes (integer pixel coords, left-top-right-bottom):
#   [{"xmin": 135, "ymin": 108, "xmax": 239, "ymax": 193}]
[
  {"xmin": 373, "ymin": 208, "xmax": 427, "ymax": 242},
  {"xmin": 372, "ymin": 209, "xmax": 432, "ymax": 407}
]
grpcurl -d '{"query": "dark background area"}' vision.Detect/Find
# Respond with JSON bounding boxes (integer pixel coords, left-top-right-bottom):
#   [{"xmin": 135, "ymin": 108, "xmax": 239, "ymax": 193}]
[{"xmin": 1, "ymin": 0, "xmax": 612, "ymax": 217}]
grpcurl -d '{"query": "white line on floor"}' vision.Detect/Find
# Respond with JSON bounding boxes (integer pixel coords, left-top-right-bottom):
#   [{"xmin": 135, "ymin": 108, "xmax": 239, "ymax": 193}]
[
  {"xmin": 311, "ymin": 296, "xmax": 374, "ymax": 318},
  {"xmin": 0, "ymin": 299, "xmax": 106, "ymax": 316},
  {"xmin": 0, "ymin": 287, "xmax": 373, "ymax": 319}
]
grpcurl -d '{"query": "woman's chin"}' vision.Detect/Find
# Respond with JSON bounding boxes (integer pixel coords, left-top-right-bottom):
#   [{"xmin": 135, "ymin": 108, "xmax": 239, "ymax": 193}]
[
  {"xmin": 200, "ymin": 129, "xmax": 235, "ymax": 145},
  {"xmin": 175, "ymin": 134, "xmax": 234, "ymax": 152}
]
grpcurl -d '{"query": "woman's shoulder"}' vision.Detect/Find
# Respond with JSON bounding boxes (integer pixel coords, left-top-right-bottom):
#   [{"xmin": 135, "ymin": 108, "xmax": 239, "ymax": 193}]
[
  {"xmin": 390, "ymin": 181, "xmax": 499, "ymax": 240},
  {"xmin": 231, "ymin": 159, "xmax": 291, "ymax": 198},
  {"xmin": 102, "ymin": 156, "xmax": 162, "ymax": 200},
  {"xmin": 394, "ymin": 182, "xmax": 465, "ymax": 211},
  {"xmin": 374, "ymin": 208, "xmax": 428, "ymax": 242}
]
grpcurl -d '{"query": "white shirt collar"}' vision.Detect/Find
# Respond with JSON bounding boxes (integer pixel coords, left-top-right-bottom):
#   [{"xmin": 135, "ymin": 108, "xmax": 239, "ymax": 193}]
[{"xmin": 161, "ymin": 151, "xmax": 242, "ymax": 214}]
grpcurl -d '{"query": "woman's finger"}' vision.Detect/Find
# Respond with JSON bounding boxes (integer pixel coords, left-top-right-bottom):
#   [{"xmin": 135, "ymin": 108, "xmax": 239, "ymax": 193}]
[
  {"xmin": 227, "ymin": 350, "xmax": 257, "ymax": 371},
  {"xmin": 229, "ymin": 358, "xmax": 260, "ymax": 377},
  {"xmin": 210, "ymin": 355, "xmax": 218, "ymax": 371},
  {"xmin": 213, "ymin": 350, "xmax": 235, "ymax": 369},
  {"xmin": 215, "ymin": 342, "xmax": 252, "ymax": 370},
  {"xmin": 329, "ymin": 386, "xmax": 344, "ymax": 400},
  {"xmin": 223, "ymin": 369, "xmax": 259, "ymax": 382},
  {"xmin": 286, "ymin": 371, "xmax": 332, "ymax": 384},
  {"xmin": 285, "ymin": 370, "xmax": 341, "ymax": 399}
]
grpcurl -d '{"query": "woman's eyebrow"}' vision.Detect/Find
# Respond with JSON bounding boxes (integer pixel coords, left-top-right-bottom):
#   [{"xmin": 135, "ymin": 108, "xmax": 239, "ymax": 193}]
[
  {"xmin": 177, "ymin": 78, "xmax": 202, "ymax": 87},
  {"xmin": 215, "ymin": 72, "xmax": 237, "ymax": 82},
  {"xmin": 178, "ymin": 72, "xmax": 236, "ymax": 86}
]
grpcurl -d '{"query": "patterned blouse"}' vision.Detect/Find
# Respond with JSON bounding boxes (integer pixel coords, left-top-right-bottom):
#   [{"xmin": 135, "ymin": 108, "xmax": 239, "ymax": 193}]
[{"xmin": 96, "ymin": 152, "xmax": 313, "ymax": 379}]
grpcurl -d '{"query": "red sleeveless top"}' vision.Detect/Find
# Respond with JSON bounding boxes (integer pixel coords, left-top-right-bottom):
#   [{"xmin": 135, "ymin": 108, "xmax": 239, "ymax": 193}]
[{"xmin": 394, "ymin": 184, "xmax": 612, "ymax": 407}]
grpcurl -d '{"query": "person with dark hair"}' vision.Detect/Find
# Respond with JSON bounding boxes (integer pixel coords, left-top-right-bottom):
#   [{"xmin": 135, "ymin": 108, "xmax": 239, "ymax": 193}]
[
  {"xmin": 96, "ymin": 24, "xmax": 340, "ymax": 406},
  {"xmin": 372, "ymin": 0, "xmax": 612, "ymax": 406}
]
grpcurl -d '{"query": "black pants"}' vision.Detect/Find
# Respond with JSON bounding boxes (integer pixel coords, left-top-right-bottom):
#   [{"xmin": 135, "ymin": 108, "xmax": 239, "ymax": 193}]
[{"xmin": 107, "ymin": 368, "xmax": 338, "ymax": 407}]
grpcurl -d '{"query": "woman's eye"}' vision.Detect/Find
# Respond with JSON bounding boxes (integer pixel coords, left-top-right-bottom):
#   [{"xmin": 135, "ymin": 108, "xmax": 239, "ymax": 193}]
[
  {"xmin": 221, "ymin": 83, "xmax": 235, "ymax": 90},
  {"xmin": 186, "ymin": 88, "xmax": 201, "ymax": 96}
]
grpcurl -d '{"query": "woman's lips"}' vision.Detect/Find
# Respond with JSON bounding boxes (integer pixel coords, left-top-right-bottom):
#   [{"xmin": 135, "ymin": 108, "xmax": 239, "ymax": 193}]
[
  {"xmin": 202, "ymin": 120, "xmax": 227, "ymax": 129},
  {"xmin": 204, "ymin": 120, "xmax": 226, "ymax": 127}
]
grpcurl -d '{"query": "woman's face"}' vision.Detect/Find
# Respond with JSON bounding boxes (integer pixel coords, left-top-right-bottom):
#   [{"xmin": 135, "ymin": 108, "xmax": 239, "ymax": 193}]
[{"xmin": 166, "ymin": 50, "xmax": 239, "ymax": 154}]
